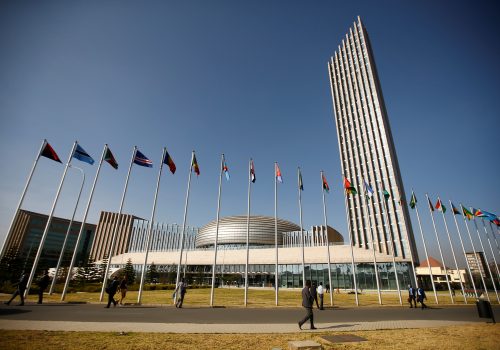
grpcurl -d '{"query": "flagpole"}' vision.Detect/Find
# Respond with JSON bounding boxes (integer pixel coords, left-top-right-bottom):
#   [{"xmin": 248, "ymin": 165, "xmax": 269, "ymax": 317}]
[
  {"xmin": 137, "ymin": 148, "xmax": 166, "ymax": 304},
  {"xmin": 244, "ymin": 158, "xmax": 252, "ymax": 306},
  {"xmin": 488, "ymin": 221, "xmax": 500, "ymax": 254},
  {"xmin": 342, "ymin": 175, "xmax": 359, "ymax": 306},
  {"xmin": 25, "ymin": 141, "xmax": 78, "ymax": 297},
  {"xmin": 379, "ymin": 186, "xmax": 402, "ymax": 305},
  {"xmin": 297, "ymin": 167, "xmax": 306, "ymax": 288},
  {"xmin": 274, "ymin": 162, "xmax": 279, "ymax": 306},
  {"xmin": 61, "ymin": 145, "xmax": 107, "ymax": 300},
  {"xmin": 481, "ymin": 219, "xmax": 500, "ymax": 284},
  {"xmin": 99, "ymin": 146, "xmax": 136, "ymax": 302},
  {"xmin": 174, "ymin": 151, "xmax": 194, "ymax": 305},
  {"xmin": 0, "ymin": 139, "xmax": 47, "ymax": 260},
  {"xmin": 320, "ymin": 171, "xmax": 333, "ymax": 306},
  {"xmin": 449, "ymin": 201, "xmax": 478, "ymax": 299},
  {"xmin": 210, "ymin": 154, "xmax": 224, "ymax": 307},
  {"xmin": 426, "ymin": 194, "xmax": 454, "ymax": 304},
  {"xmin": 438, "ymin": 197, "xmax": 466, "ymax": 304},
  {"xmin": 363, "ymin": 183, "xmax": 382, "ymax": 305},
  {"xmin": 412, "ymin": 193, "xmax": 439, "ymax": 304},
  {"xmin": 471, "ymin": 213, "xmax": 499, "ymax": 303},
  {"xmin": 460, "ymin": 204, "xmax": 490, "ymax": 302},
  {"xmin": 49, "ymin": 164, "xmax": 85, "ymax": 295}
]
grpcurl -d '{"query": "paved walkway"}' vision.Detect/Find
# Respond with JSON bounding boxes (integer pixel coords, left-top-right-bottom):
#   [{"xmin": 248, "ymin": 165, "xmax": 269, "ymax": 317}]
[{"xmin": 0, "ymin": 303, "xmax": 497, "ymax": 333}]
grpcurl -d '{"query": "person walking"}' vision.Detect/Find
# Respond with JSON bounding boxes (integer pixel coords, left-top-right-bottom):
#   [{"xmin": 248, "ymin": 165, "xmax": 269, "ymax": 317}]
[
  {"xmin": 298, "ymin": 280, "xmax": 316, "ymax": 330},
  {"xmin": 174, "ymin": 278, "xmax": 187, "ymax": 308},
  {"xmin": 317, "ymin": 282, "xmax": 325, "ymax": 310},
  {"xmin": 4, "ymin": 272, "xmax": 29, "ymax": 306},
  {"xmin": 105, "ymin": 276, "xmax": 120, "ymax": 308},
  {"xmin": 310, "ymin": 282, "xmax": 320, "ymax": 309},
  {"xmin": 118, "ymin": 276, "xmax": 128, "ymax": 306},
  {"xmin": 407, "ymin": 284, "xmax": 417, "ymax": 308},
  {"xmin": 37, "ymin": 270, "xmax": 51, "ymax": 304},
  {"xmin": 417, "ymin": 286, "xmax": 428, "ymax": 309}
]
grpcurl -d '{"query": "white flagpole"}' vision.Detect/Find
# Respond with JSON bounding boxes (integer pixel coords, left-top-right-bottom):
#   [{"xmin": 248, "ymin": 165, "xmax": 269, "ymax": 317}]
[
  {"xmin": 438, "ymin": 197, "xmax": 466, "ymax": 304},
  {"xmin": 461, "ymin": 204, "xmax": 490, "ymax": 302},
  {"xmin": 244, "ymin": 159, "xmax": 252, "ymax": 306},
  {"xmin": 481, "ymin": 219, "xmax": 500, "ymax": 284},
  {"xmin": 363, "ymin": 183, "xmax": 382, "ymax": 305},
  {"xmin": 449, "ymin": 200, "xmax": 478, "ymax": 298},
  {"xmin": 274, "ymin": 162, "xmax": 279, "ymax": 306},
  {"xmin": 320, "ymin": 171, "xmax": 333, "ymax": 306},
  {"xmin": 426, "ymin": 194, "xmax": 454, "ymax": 304},
  {"xmin": 99, "ymin": 146, "xmax": 136, "ymax": 302},
  {"xmin": 472, "ymin": 214, "xmax": 499, "ymax": 303},
  {"xmin": 379, "ymin": 187, "xmax": 402, "ymax": 305},
  {"xmin": 61, "ymin": 145, "xmax": 107, "ymax": 301},
  {"xmin": 297, "ymin": 167, "xmax": 306, "ymax": 288},
  {"xmin": 174, "ymin": 151, "xmax": 194, "ymax": 305},
  {"xmin": 488, "ymin": 221, "xmax": 500, "ymax": 255},
  {"xmin": 412, "ymin": 193, "xmax": 439, "ymax": 304},
  {"xmin": 49, "ymin": 164, "xmax": 85, "ymax": 295},
  {"xmin": 0, "ymin": 139, "xmax": 47, "ymax": 260},
  {"xmin": 342, "ymin": 175, "xmax": 359, "ymax": 306},
  {"xmin": 138, "ymin": 148, "xmax": 166, "ymax": 304},
  {"xmin": 210, "ymin": 154, "xmax": 224, "ymax": 307},
  {"xmin": 25, "ymin": 141, "xmax": 78, "ymax": 297},
  {"xmin": 61, "ymin": 145, "xmax": 107, "ymax": 300}
]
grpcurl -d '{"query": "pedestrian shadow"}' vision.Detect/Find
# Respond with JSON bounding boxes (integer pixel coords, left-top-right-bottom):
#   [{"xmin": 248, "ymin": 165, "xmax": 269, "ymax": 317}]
[
  {"xmin": 321, "ymin": 323, "xmax": 359, "ymax": 330},
  {"xmin": 0, "ymin": 308, "xmax": 31, "ymax": 316}
]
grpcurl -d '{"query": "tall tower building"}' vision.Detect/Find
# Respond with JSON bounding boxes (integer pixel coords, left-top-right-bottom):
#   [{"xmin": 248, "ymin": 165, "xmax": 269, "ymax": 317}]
[{"xmin": 327, "ymin": 17, "xmax": 418, "ymax": 262}]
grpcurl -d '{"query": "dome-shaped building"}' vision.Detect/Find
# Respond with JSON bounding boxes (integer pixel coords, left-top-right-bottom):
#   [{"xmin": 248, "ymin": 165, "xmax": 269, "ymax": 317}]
[{"xmin": 196, "ymin": 215, "xmax": 300, "ymax": 248}]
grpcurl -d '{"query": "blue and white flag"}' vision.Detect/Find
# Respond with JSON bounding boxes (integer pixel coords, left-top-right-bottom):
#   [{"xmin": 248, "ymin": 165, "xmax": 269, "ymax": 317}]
[
  {"xmin": 73, "ymin": 144, "xmax": 95, "ymax": 165},
  {"xmin": 134, "ymin": 150, "xmax": 153, "ymax": 168},
  {"xmin": 364, "ymin": 180, "xmax": 374, "ymax": 198}
]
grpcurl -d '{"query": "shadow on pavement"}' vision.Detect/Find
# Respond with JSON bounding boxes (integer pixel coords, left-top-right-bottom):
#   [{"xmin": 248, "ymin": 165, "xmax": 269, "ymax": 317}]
[
  {"xmin": 0, "ymin": 308, "xmax": 31, "ymax": 316},
  {"xmin": 321, "ymin": 323, "xmax": 359, "ymax": 329}
]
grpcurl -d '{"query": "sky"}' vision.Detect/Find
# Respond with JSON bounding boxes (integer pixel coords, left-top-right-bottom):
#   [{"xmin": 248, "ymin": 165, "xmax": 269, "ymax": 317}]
[{"xmin": 0, "ymin": 0, "xmax": 499, "ymax": 269}]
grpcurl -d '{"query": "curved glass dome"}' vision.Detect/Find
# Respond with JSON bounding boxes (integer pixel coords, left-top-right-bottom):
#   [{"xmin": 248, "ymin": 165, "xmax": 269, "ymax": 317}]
[{"xmin": 196, "ymin": 215, "xmax": 300, "ymax": 248}]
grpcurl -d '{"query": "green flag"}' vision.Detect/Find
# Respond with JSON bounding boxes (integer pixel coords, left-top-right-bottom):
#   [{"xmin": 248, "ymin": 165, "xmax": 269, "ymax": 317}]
[
  {"xmin": 409, "ymin": 192, "xmax": 417, "ymax": 209},
  {"xmin": 383, "ymin": 190, "xmax": 390, "ymax": 200}
]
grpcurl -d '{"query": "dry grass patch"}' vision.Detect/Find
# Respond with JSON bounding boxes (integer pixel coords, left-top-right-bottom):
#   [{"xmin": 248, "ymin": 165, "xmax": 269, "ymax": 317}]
[{"xmin": 0, "ymin": 324, "xmax": 498, "ymax": 350}]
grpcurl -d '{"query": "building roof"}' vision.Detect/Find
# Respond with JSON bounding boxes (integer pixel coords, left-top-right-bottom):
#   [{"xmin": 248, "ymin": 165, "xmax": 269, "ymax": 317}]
[{"xmin": 419, "ymin": 256, "xmax": 444, "ymax": 268}]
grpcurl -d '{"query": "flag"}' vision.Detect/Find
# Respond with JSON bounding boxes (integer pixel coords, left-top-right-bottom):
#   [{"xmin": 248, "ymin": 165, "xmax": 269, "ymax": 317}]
[
  {"xmin": 276, "ymin": 163, "xmax": 283, "ymax": 183},
  {"xmin": 462, "ymin": 207, "xmax": 473, "ymax": 220},
  {"xmin": 343, "ymin": 177, "xmax": 357, "ymax": 195},
  {"xmin": 435, "ymin": 199, "xmax": 446, "ymax": 213},
  {"xmin": 73, "ymin": 144, "xmax": 95, "ymax": 165},
  {"xmin": 298, "ymin": 169, "xmax": 304, "ymax": 191},
  {"xmin": 223, "ymin": 158, "xmax": 230, "ymax": 181},
  {"xmin": 428, "ymin": 197, "xmax": 434, "ymax": 211},
  {"xmin": 163, "ymin": 150, "xmax": 176, "ymax": 174},
  {"xmin": 134, "ymin": 150, "xmax": 153, "ymax": 168},
  {"xmin": 104, "ymin": 147, "xmax": 118, "ymax": 169},
  {"xmin": 192, "ymin": 154, "xmax": 200, "ymax": 176},
  {"xmin": 364, "ymin": 181, "xmax": 374, "ymax": 198},
  {"xmin": 322, "ymin": 174, "xmax": 330, "ymax": 193},
  {"xmin": 482, "ymin": 210, "xmax": 497, "ymax": 220},
  {"xmin": 451, "ymin": 203, "xmax": 460, "ymax": 215},
  {"xmin": 473, "ymin": 208, "xmax": 485, "ymax": 218},
  {"xmin": 492, "ymin": 218, "xmax": 500, "ymax": 227},
  {"xmin": 409, "ymin": 192, "xmax": 417, "ymax": 209},
  {"xmin": 250, "ymin": 160, "xmax": 255, "ymax": 183},
  {"xmin": 40, "ymin": 142, "xmax": 62, "ymax": 163},
  {"xmin": 382, "ymin": 189, "xmax": 390, "ymax": 200}
]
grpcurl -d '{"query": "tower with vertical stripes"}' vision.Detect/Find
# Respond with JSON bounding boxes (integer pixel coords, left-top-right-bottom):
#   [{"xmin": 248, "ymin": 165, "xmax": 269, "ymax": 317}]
[{"xmin": 327, "ymin": 17, "xmax": 418, "ymax": 262}]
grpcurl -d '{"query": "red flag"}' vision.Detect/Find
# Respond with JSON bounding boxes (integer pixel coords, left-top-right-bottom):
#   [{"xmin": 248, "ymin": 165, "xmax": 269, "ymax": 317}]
[{"xmin": 40, "ymin": 142, "xmax": 62, "ymax": 163}]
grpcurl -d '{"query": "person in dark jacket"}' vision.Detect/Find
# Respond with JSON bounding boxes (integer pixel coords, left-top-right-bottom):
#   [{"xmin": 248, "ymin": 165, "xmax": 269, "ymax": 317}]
[
  {"xmin": 5, "ymin": 272, "xmax": 29, "ymax": 306},
  {"xmin": 298, "ymin": 280, "xmax": 316, "ymax": 330},
  {"xmin": 37, "ymin": 270, "xmax": 51, "ymax": 304},
  {"xmin": 408, "ymin": 284, "xmax": 417, "ymax": 308},
  {"xmin": 105, "ymin": 276, "xmax": 120, "ymax": 308},
  {"xmin": 417, "ymin": 286, "xmax": 428, "ymax": 309}
]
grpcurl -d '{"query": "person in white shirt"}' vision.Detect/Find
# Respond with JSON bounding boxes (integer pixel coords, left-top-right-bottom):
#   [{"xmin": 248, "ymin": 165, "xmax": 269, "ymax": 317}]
[{"xmin": 317, "ymin": 282, "xmax": 325, "ymax": 310}]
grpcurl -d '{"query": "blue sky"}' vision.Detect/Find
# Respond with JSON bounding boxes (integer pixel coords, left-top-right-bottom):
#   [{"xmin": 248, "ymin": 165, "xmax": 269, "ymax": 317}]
[{"xmin": 0, "ymin": 0, "xmax": 499, "ymax": 267}]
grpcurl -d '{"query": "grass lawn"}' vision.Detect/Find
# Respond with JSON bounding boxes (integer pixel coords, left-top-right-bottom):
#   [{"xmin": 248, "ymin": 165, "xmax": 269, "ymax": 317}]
[
  {"xmin": 2, "ymin": 288, "xmax": 469, "ymax": 308},
  {"xmin": 0, "ymin": 324, "xmax": 498, "ymax": 350}
]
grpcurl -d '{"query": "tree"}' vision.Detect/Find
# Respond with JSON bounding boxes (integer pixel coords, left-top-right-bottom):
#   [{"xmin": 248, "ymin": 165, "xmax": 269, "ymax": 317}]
[
  {"xmin": 147, "ymin": 262, "xmax": 159, "ymax": 283},
  {"xmin": 124, "ymin": 258, "xmax": 136, "ymax": 285}
]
